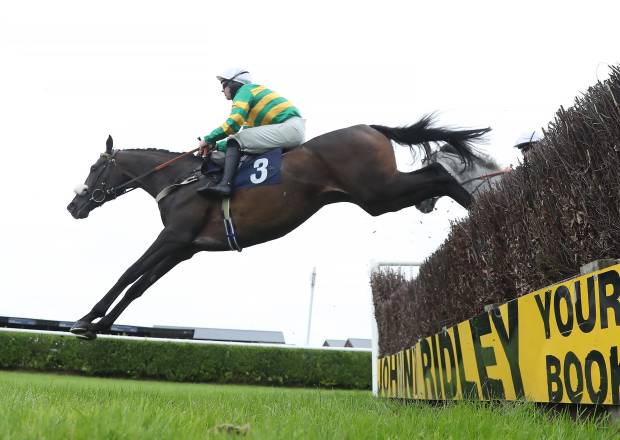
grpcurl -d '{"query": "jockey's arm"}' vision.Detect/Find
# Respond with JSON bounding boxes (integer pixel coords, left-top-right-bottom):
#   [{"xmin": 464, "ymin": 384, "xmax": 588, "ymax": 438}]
[{"xmin": 202, "ymin": 89, "xmax": 252, "ymax": 145}]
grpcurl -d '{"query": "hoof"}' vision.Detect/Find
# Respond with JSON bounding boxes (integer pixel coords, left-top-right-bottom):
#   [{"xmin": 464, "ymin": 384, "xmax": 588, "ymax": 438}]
[
  {"xmin": 416, "ymin": 197, "xmax": 439, "ymax": 214},
  {"xmin": 75, "ymin": 331, "xmax": 97, "ymax": 340},
  {"xmin": 70, "ymin": 321, "xmax": 98, "ymax": 340}
]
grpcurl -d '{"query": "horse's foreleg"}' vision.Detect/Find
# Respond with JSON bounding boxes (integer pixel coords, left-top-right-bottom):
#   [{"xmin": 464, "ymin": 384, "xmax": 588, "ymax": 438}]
[
  {"xmin": 92, "ymin": 249, "xmax": 194, "ymax": 334},
  {"xmin": 71, "ymin": 230, "xmax": 188, "ymax": 335},
  {"xmin": 72, "ymin": 249, "xmax": 193, "ymax": 340}
]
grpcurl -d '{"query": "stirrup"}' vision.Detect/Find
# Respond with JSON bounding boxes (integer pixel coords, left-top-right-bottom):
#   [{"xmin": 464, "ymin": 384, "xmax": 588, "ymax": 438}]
[{"xmin": 198, "ymin": 183, "xmax": 232, "ymax": 197}]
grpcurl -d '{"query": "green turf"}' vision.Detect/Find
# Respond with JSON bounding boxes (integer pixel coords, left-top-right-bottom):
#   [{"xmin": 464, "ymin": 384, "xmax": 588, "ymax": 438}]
[{"xmin": 0, "ymin": 370, "xmax": 615, "ymax": 439}]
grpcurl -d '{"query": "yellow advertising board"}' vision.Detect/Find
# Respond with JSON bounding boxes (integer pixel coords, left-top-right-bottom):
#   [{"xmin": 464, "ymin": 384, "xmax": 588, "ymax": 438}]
[{"xmin": 377, "ymin": 264, "xmax": 620, "ymax": 404}]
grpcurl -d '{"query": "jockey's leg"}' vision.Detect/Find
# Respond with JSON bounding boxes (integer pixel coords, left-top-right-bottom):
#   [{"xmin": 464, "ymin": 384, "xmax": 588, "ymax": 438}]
[
  {"xmin": 197, "ymin": 139, "xmax": 240, "ymax": 197},
  {"xmin": 210, "ymin": 150, "xmax": 226, "ymax": 167},
  {"xmin": 196, "ymin": 117, "xmax": 304, "ymax": 197},
  {"xmin": 200, "ymin": 150, "xmax": 225, "ymax": 175},
  {"xmin": 236, "ymin": 117, "xmax": 305, "ymax": 154}
]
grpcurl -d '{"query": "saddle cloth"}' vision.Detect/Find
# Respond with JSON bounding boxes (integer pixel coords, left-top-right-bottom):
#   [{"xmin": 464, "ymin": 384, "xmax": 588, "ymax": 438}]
[
  {"xmin": 204, "ymin": 148, "xmax": 282, "ymax": 190},
  {"xmin": 156, "ymin": 148, "xmax": 283, "ymax": 202}
]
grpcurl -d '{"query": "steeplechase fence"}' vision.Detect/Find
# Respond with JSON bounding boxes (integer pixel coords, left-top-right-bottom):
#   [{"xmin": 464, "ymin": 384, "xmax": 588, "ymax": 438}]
[
  {"xmin": 370, "ymin": 65, "xmax": 620, "ymax": 414},
  {"xmin": 372, "ymin": 259, "xmax": 620, "ymax": 406}
]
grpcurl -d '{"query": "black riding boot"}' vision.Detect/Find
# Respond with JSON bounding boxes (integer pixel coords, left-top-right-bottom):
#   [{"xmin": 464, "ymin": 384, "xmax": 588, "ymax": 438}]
[{"xmin": 197, "ymin": 142, "xmax": 240, "ymax": 197}]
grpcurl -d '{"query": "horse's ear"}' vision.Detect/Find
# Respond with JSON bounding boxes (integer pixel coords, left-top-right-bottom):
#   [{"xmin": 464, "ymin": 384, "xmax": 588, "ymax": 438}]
[{"xmin": 106, "ymin": 135, "xmax": 113, "ymax": 154}]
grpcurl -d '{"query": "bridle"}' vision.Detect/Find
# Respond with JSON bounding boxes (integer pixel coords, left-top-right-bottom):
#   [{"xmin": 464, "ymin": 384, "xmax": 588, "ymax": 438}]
[
  {"xmin": 80, "ymin": 147, "xmax": 200, "ymax": 206},
  {"xmin": 84, "ymin": 151, "xmax": 124, "ymax": 205}
]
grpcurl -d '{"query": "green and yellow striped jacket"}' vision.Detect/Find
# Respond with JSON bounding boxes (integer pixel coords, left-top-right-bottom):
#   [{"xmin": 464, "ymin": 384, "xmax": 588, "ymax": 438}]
[{"xmin": 203, "ymin": 84, "xmax": 301, "ymax": 147}]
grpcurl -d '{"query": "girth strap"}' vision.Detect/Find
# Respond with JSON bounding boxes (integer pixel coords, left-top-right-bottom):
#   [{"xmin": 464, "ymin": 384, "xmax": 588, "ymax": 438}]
[
  {"xmin": 222, "ymin": 198, "xmax": 242, "ymax": 252},
  {"xmin": 155, "ymin": 173, "xmax": 200, "ymax": 203}
]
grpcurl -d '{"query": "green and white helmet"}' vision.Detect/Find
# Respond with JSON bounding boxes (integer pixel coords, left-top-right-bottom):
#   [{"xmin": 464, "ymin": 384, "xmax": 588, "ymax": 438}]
[{"xmin": 216, "ymin": 67, "xmax": 252, "ymax": 85}]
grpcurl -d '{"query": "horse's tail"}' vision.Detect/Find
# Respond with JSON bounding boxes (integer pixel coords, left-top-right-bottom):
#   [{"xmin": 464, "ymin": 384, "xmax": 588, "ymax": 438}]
[{"xmin": 370, "ymin": 114, "xmax": 491, "ymax": 167}]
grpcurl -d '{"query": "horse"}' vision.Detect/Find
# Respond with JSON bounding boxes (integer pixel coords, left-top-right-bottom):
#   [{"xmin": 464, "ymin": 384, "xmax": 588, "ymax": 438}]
[
  {"xmin": 415, "ymin": 143, "xmax": 509, "ymax": 213},
  {"xmin": 66, "ymin": 115, "xmax": 494, "ymax": 340}
]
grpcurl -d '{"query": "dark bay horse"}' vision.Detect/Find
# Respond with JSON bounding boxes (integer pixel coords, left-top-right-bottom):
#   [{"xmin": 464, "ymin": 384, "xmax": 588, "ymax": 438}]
[{"xmin": 67, "ymin": 115, "xmax": 491, "ymax": 339}]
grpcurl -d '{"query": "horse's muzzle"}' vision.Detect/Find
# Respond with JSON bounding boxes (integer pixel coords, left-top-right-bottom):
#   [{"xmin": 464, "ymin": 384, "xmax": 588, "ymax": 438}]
[{"xmin": 67, "ymin": 200, "xmax": 89, "ymax": 219}]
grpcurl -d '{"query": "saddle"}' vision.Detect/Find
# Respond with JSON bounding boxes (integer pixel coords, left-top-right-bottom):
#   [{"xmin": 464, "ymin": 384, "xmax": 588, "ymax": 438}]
[
  {"xmin": 200, "ymin": 152, "xmax": 258, "ymax": 179},
  {"xmin": 156, "ymin": 148, "xmax": 283, "ymax": 202}
]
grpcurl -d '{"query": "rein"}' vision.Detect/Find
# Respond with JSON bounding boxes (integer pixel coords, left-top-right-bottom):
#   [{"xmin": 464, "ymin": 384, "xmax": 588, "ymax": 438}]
[
  {"xmin": 109, "ymin": 147, "xmax": 200, "ymax": 196},
  {"xmin": 88, "ymin": 147, "xmax": 201, "ymax": 204},
  {"xmin": 460, "ymin": 168, "xmax": 511, "ymax": 186},
  {"xmin": 461, "ymin": 168, "xmax": 511, "ymax": 196}
]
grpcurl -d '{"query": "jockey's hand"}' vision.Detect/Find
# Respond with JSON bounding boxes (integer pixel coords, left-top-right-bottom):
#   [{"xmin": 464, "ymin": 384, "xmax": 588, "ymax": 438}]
[{"xmin": 198, "ymin": 139, "xmax": 211, "ymax": 157}]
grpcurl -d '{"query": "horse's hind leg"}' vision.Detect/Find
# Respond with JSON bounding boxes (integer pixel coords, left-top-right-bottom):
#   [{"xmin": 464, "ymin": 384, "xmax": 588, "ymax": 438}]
[
  {"xmin": 363, "ymin": 162, "xmax": 471, "ymax": 215},
  {"xmin": 415, "ymin": 196, "xmax": 440, "ymax": 214}
]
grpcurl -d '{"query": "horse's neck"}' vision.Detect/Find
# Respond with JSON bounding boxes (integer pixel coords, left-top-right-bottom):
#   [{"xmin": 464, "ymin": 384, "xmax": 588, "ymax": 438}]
[{"xmin": 116, "ymin": 150, "xmax": 198, "ymax": 198}]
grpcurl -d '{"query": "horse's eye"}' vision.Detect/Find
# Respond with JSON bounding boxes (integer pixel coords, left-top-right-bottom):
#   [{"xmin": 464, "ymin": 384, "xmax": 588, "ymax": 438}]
[{"xmin": 90, "ymin": 166, "xmax": 97, "ymax": 172}]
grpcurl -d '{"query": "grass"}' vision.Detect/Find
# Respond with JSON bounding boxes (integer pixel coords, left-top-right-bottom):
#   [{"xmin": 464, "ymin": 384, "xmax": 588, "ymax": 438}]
[{"xmin": 0, "ymin": 370, "xmax": 615, "ymax": 439}]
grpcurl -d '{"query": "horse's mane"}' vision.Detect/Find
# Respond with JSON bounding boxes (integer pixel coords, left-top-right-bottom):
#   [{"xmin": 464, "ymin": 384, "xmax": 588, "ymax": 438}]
[{"xmin": 123, "ymin": 148, "xmax": 186, "ymax": 155}]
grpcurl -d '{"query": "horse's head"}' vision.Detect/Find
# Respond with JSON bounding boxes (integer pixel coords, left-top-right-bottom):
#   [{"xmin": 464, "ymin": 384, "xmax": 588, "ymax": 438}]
[
  {"xmin": 415, "ymin": 144, "xmax": 507, "ymax": 214},
  {"xmin": 67, "ymin": 136, "xmax": 125, "ymax": 219}
]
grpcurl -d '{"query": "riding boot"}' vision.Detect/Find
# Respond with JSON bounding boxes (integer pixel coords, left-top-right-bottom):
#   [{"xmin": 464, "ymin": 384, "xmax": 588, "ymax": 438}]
[{"xmin": 197, "ymin": 141, "xmax": 240, "ymax": 197}]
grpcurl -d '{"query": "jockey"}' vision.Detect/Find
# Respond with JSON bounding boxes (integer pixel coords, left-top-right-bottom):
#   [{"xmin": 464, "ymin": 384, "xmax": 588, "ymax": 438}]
[
  {"xmin": 514, "ymin": 130, "xmax": 541, "ymax": 157},
  {"xmin": 197, "ymin": 67, "xmax": 305, "ymax": 197}
]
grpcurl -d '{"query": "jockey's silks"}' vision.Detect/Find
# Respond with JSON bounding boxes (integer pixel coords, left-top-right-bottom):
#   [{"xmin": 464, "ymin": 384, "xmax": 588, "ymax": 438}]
[{"xmin": 203, "ymin": 84, "xmax": 301, "ymax": 148}]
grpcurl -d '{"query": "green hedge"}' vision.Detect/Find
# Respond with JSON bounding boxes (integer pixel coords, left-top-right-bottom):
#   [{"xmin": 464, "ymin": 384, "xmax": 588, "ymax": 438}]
[{"xmin": 0, "ymin": 331, "xmax": 371, "ymax": 389}]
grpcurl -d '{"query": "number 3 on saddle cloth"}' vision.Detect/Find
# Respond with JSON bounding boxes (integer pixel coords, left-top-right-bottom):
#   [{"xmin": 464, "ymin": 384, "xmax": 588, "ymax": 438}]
[
  {"xmin": 202, "ymin": 148, "xmax": 283, "ymax": 190},
  {"xmin": 155, "ymin": 149, "xmax": 283, "ymax": 204}
]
